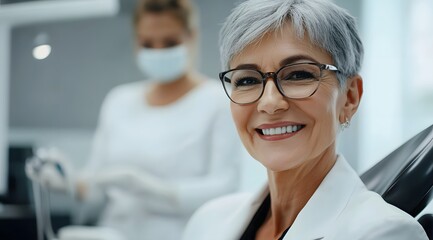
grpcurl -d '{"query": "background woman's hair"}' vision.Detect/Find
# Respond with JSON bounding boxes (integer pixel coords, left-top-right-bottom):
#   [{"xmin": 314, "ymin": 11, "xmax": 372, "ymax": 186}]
[
  {"xmin": 219, "ymin": 0, "xmax": 364, "ymax": 87},
  {"xmin": 133, "ymin": 0, "xmax": 197, "ymax": 33}
]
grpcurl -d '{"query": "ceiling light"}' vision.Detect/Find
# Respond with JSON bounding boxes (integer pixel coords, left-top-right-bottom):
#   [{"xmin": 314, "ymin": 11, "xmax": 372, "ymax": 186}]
[{"xmin": 32, "ymin": 32, "xmax": 51, "ymax": 60}]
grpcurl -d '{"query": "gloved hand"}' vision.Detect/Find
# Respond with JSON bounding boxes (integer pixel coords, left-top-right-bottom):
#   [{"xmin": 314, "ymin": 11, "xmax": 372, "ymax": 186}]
[
  {"xmin": 25, "ymin": 147, "xmax": 75, "ymax": 193},
  {"xmin": 92, "ymin": 166, "xmax": 175, "ymax": 200},
  {"xmin": 74, "ymin": 175, "xmax": 106, "ymax": 202}
]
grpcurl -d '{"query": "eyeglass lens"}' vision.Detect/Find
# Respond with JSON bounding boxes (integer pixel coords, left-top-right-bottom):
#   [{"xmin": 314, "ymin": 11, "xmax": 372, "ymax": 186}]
[{"xmin": 222, "ymin": 63, "xmax": 322, "ymax": 104}]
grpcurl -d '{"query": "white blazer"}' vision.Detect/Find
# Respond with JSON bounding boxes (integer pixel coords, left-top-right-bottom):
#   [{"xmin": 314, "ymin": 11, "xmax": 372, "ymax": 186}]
[{"xmin": 182, "ymin": 156, "xmax": 428, "ymax": 240}]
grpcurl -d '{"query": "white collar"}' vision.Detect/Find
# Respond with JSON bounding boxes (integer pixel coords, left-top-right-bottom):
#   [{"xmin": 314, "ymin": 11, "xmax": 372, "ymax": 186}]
[
  {"xmin": 224, "ymin": 155, "xmax": 364, "ymax": 240},
  {"xmin": 282, "ymin": 155, "xmax": 363, "ymax": 239}
]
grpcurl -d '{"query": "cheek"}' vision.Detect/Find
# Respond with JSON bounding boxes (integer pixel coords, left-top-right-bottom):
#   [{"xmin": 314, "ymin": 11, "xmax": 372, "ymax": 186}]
[
  {"xmin": 298, "ymin": 85, "xmax": 340, "ymax": 151},
  {"xmin": 304, "ymin": 86, "xmax": 342, "ymax": 150},
  {"xmin": 230, "ymin": 104, "xmax": 248, "ymax": 135},
  {"xmin": 230, "ymin": 103, "xmax": 254, "ymax": 147}
]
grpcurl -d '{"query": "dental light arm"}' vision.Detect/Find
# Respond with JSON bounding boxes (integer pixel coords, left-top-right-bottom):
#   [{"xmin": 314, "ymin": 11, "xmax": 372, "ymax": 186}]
[{"xmin": 26, "ymin": 147, "xmax": 76, "ymax": 194}]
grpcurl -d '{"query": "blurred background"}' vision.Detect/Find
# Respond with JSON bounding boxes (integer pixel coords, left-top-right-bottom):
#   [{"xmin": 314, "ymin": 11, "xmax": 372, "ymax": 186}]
[{"xmin": 0, "ymin": 0, "xmax": 432, "ymax": 238}]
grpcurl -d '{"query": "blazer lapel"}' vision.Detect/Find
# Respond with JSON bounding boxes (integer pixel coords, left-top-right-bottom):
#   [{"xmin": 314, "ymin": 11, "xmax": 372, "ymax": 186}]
[
  {"xmin": 282, "ymin": 156, "xmax": 360, "ymax": 240},
  {"xmin": 217, "ymin": 156, "xmax": 362, "ymax": 240},
  {"xmin": 221, "ymin": 184, "xmax": 270, "ymax": 239}
]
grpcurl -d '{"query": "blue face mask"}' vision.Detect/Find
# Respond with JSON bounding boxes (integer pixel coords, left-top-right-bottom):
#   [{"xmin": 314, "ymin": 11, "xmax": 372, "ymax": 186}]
[{"xmin": 136, "ymin": 45, "xmax": 189, "ymax": 83}]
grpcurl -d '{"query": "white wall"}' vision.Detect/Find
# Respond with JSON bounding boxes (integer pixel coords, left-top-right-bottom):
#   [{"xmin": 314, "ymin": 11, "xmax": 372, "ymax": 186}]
[
  {"xmin": 5, "ymin": 0, "xmax": 268, "ymax": 194},
  {"xmin": 358, "ymin": 0, "xmax": 406, "ymax": 173},
  {"xmin": 0, "ymin": 0, "xmax": 118, "ymax": 197}
]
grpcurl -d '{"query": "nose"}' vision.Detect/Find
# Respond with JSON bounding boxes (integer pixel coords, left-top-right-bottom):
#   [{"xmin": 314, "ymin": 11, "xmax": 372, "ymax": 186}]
[{"xmin": 257, "ymin": 79, "xmax": 290, "ymax": 114}]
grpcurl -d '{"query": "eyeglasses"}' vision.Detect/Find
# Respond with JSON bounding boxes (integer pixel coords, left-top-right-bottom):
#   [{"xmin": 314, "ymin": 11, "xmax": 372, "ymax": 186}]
[{"xmin": 219, "ymin": 62, "xmax": 339, "ymax": 105}]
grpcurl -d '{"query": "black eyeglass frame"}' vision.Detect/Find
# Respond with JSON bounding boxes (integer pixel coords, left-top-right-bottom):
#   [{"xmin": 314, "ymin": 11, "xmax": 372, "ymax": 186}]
[{"xmin": 219, "ymin": 62, "xmax": 339, "ymax": 105}]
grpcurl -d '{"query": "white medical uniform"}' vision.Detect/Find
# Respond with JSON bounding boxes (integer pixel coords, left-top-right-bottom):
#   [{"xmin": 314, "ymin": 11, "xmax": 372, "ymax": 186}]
[
  {"xmin": 80, "ymin": 79, "xmax": 243, "ymax": 240},
  {"xmin": 183, "ymin": 155, "xmax": 429, "ymax": 240}
]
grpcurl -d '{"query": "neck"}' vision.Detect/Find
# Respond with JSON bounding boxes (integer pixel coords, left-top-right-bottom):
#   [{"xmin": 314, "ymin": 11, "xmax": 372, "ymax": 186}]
[
  {"xmin": 265, "ymin": 146, "xmax": 337, "ymax": 238},
  {"xmin": 146, "ymin": 71, "xmax": 202, "ymax": 106}
]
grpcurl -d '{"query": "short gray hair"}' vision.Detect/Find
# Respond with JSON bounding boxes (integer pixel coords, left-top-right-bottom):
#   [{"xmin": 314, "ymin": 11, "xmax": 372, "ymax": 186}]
[{"xmin": 219, "ymin": 0, "xmax": 363, "ymax": 86}]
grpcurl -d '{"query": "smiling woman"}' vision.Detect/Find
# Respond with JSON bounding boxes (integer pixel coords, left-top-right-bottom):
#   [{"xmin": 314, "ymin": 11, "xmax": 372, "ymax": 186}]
[
  {"xmin": 182, "ymin": 0, "xmax": 429, "ymax": 239},
  {"xmin": 229, "ymin": 25, "xmax": 346, "ymax": 172}
]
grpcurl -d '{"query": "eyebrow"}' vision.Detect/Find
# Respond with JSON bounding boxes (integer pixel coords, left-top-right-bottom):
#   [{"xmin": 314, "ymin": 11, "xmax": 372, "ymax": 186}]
[
  {"xmin": 233, "ymin": 54, "xmax": 320, "ymax": 70},
  {"xmin": 279, "ymin": 54, "xmax": 319, "ymax": 66}
]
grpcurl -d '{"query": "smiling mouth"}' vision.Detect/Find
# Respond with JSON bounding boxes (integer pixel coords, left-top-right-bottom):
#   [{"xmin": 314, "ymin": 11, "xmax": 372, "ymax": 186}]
[{"xmin": 257, "ymin": 125, "xmax": 305, "ymax": 136}]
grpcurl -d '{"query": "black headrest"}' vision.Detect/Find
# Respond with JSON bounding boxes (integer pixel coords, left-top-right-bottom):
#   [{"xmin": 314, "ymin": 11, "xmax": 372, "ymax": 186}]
[
  {"xmin": 360, "ymin": 124, "xmax": 433, "ymax": 217},
  {"xmin": 418, "ymin": 214, "xmax": 433, "ymax": 239}
]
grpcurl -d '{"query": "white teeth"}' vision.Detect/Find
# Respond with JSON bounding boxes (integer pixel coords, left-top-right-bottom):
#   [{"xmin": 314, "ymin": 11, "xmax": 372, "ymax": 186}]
[{"xmin": 261, "ymin": 125, "xmax": 303, "ymax": 136}]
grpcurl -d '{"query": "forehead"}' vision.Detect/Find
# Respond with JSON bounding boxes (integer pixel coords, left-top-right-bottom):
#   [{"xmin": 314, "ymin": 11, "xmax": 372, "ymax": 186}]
[
  {"xmin": 230, "ymin": 24, "xmax": 333, "ymax": 70},
  {"xmin": 136, "ymin": 12, "xmax": 185, "ymax": 37}
]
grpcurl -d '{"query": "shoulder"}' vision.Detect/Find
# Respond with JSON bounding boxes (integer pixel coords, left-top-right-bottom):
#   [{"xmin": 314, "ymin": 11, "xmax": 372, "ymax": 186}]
[
  {"xmin": 192, "ymin": 79, "xmax": 233, "ymax": 125},
  {"xmin": 104, "ymin": 81, "xmax": 144, "ymax": 105},
  {"xmin": 99, "ymin": 81, "xmax": 144, "ymax": 114},
  {"xmin": 199, "ymin": 78, "xmax": 223, "ymax": 93},
  {"xmin": 334, "ymin": 189, "xmax": 428, "ymax": 240},
  {"xmin": 182, "ymin": 192, "xmax": 252, "ymax": 240},
  {"xmin": 195, "ymin": 79, "xmax": 228, "ymax": 105},
  {"xmin": 321, "ymin": 156, "xmax": 427, "ymax": 239},
  {"xmin": 191, "ymin": 192, "xmax": 249, "ymax": 221}
]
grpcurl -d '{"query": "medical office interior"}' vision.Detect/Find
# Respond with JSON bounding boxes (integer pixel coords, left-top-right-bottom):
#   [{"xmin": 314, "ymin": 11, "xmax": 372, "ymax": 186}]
[{"xmin": 0, "ymin": 0, "xmax": 432, "ymax": 239}]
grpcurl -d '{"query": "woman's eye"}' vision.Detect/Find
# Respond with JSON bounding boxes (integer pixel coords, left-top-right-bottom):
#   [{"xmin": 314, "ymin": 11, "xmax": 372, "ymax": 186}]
[
  {"xmin": 234, "ymin": 77, "xmax": 261, "ymax": 87},
  {"xmin": 164, "ymin": 40, "xmax": 180, "ymax": 48},
  {"xmin": 141, "ymin": 42, "xmax": 152, "ymax": 48},
  {"xmin": 284, "ymin": 71, "xmax": 315, "ymax": 80}
]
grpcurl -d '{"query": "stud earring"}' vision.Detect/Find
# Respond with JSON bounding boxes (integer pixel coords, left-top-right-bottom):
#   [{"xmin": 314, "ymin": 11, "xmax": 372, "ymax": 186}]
[{"xmin": 341, "ymin": 117, "xmax": 351, "ymax": 130}]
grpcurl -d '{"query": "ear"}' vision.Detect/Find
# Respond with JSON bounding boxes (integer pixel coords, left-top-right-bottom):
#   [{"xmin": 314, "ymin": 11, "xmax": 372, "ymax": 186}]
[
  {"xmin": 186, "ymin": 28, "xmax": 199, "ymax": 66},
  {"xmin": 188, "ymin": 28, "xmax": 199, "ymax": 46},
  {"xmin": 190, "ymin": 28, "xmax": 198, "ymax": 39},
  {"xmin": 339, "ymin": 75, "xmax": 363, "ymax": 123}
]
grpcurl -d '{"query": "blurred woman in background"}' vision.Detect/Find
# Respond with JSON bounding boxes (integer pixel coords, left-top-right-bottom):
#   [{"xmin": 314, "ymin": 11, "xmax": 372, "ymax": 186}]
[{"xmin": 27, "ymin": 0, "xmax": 243, "ymax": 239}]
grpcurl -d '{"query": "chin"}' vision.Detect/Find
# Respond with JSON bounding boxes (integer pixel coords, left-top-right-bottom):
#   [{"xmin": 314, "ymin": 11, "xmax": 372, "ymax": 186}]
[{"xmin": 257, "ymin": 153, "xmax": 303, "ymax": 172}]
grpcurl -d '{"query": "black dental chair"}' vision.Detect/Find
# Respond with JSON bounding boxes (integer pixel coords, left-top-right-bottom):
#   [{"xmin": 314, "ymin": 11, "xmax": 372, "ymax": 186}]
[{"xmin": 361, "ymin": 124, "xmax": 433, "ymax": 239}]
